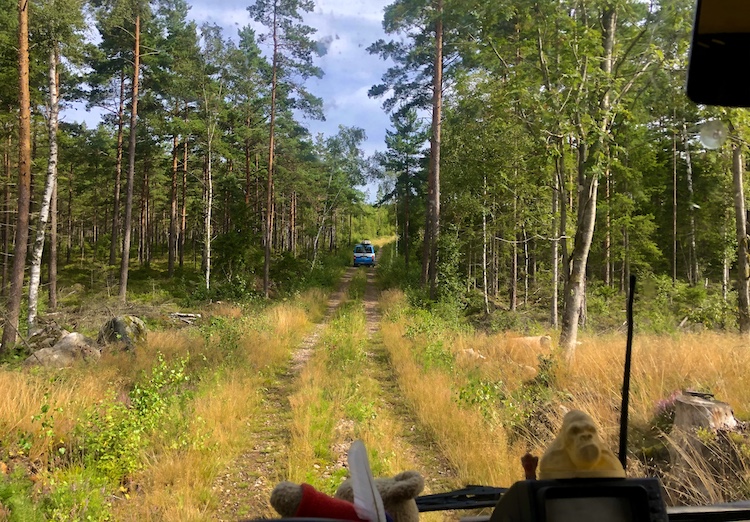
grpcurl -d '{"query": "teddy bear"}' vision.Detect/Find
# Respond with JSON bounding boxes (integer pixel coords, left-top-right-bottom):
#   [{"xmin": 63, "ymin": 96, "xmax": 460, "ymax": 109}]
[{"xmin": 270, "ymin": 470, "xmax": 425, "ymax": 522}]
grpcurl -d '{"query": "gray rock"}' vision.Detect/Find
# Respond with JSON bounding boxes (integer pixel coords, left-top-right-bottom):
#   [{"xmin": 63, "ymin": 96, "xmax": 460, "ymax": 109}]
[
  {"xmin": 97, "ymin": 316, "xmax": 147, "ymax": 349},
  {"xmin": 24, "ymin": 332, "xmax": 100, "ymax": 368}
]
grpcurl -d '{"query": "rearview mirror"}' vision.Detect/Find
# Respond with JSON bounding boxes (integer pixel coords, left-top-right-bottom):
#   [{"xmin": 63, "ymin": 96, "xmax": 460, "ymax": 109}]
[{"xmin": 687, "ymin": 0, "xmax": 750, "ymax": 107}]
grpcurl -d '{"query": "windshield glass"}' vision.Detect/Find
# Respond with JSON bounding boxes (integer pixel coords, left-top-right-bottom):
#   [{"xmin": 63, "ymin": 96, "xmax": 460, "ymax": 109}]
[{"xmin": 3, "ymin": 0, "xmax": 746, "ymax": 518}]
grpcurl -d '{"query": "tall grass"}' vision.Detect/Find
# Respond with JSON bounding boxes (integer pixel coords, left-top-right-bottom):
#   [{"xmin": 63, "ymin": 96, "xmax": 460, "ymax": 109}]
[
  {"xmin": 378, "ymin": 289, "xmax": 750, "ymax": 504},
  {"xmin": 380, "ymin": 308, "xmax": 521, "ymax": 487},
  {"xmin": 286, "ymin": 273, "xmax": 454, "ymax": 501},
  {"xmin": 0, "ymin": 291, "xmax": 317, "ymax": 521}
]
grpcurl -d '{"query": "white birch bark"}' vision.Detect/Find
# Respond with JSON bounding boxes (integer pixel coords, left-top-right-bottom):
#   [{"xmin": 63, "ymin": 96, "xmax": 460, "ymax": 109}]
[{"xmin": 28, "ymin": 45, "xmax": 59, "ymax": 333}]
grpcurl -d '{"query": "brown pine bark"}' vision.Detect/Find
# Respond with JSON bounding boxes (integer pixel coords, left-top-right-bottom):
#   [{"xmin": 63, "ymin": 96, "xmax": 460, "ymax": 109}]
[{"xmin": 1, "ymin": 0, "xmax": 32, "ymax": 351}]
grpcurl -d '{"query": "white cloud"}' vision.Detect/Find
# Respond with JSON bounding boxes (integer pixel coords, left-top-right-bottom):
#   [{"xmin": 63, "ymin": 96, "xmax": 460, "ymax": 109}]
[{"xmin": 313, "ymin": 0, "xmax": 388, "ymax": 23}]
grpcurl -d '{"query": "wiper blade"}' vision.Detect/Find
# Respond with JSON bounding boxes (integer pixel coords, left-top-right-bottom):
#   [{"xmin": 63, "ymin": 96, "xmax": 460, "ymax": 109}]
[{"xmin": 415, "ymin": 485, "xmax": 507, "ymax": 512}]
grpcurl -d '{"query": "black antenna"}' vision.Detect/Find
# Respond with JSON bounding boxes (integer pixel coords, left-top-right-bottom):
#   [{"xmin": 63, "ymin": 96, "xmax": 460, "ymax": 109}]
[{"xmin": 618, "ymin": 275, "xmax": 636, "ymax": 471}]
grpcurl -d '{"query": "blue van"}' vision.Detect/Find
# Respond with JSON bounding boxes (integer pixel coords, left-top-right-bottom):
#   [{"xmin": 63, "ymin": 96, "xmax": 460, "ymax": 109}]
[{"xmin": 353, "ymin": 241, "xmax": 376, "ymax": 267}]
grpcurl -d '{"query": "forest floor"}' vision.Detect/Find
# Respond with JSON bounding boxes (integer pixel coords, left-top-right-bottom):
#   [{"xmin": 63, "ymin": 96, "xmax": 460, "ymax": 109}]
[{"xmin": 211, "ymin": 267, "xmax": 460, "ymax": 522}]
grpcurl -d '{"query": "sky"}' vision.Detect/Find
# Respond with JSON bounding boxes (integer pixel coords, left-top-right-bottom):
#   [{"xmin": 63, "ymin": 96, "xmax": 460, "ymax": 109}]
[
  {"xmin": 66, "ymin": 0, "xmax": 396, "ymax": 202},
  {"xmin": 188, "ymin": 0, "xmax": 394, "ymax": 156}
]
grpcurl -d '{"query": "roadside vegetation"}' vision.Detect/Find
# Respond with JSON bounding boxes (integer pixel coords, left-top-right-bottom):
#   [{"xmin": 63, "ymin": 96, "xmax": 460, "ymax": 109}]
[
  {"xmin": 0, "ymin": 253, "xmax": 331, "ymax": 520},
  {"xmin": 2, "ymin": 239, "xmax": 750, "ymax": 519}
]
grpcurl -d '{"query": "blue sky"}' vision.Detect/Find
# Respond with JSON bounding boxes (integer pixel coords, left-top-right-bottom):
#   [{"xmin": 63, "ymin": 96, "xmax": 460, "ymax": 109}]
[
  {"xmin": 189, "ymin": 0, "xmax": 396, "ymax": 201},
  {"xmin": 65, "ymin": 0, "xmax": 396, "ymax": 201},
  {"xmin": 186, "ymin": 0, "xmax": 394, "ymax": 159}
]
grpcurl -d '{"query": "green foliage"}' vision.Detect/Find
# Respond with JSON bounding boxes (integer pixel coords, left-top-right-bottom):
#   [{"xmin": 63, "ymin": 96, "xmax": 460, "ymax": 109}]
[
  {"xmin": 40, "ymin": 468, "xmax": 112, "ymax": 522},
  {"xmin": 457, "ymin": 377, "xmax": 505, "ymax": 421},
  {"xmin": 417, "ymin": 340, "xmax": 453, "ymax": 372},
  {"xmin": 77, "ymin": 354, "xmax": 193, "ymax": 484},
  {"xmin": 77, "ymin": 398, "xmax": 144, "ymax": 484},
  {"xmin": 375, "ymin": 242, "xmax": 422, "ymax": 291},
  {"xmin": 0, "ymin": 468, "xmax": 44, "ymax": 522},
  {"xmin": 436, "ymin": 225, "xmax": 465, "ymax": 305},
  {"xmin": 500, "ymin": 355, "xmax": 560, "ymax": 438}
]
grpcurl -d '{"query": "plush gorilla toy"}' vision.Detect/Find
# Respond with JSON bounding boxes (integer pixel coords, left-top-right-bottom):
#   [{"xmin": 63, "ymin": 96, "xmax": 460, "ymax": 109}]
[{"xmin": 538, "ymin": 409, "xmax": 625, "ymax": 479}]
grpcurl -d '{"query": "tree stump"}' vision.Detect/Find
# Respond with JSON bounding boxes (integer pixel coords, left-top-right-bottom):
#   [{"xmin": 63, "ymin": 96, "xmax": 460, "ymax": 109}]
[{"xmin": 668, "ymin": 392, "xmax": 740, "ymax": 504}]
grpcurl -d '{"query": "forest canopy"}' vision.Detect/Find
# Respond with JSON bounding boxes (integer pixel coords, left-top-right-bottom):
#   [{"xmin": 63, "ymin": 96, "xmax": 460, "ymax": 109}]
[{"xmin": 0, "ymin": 0, "xmax": 748, "ymax": 358}]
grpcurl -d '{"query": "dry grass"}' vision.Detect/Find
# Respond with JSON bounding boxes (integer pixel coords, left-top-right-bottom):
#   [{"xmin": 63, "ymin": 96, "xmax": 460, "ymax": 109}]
[
  {"xmin": 561, "ymin": 332, "xmax": 750, "ymax": 430},
  {"xmin": 381, "ymin": 320, "xmax": 522, "ymax": 488},
  {"xmin": 378, "ymin": 289, "xmax": 750, "ymax": 504},
  {"xmin": 0, "ymin": 295, "xmax": 318, "ymax": 521},
  {"xmin": 114, "ymin": 369, "xmax": 266, "ymax": 521}
]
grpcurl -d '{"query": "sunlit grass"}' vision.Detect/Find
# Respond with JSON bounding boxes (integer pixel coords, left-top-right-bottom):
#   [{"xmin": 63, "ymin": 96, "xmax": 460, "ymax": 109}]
[
  {"xmin": 0, "ymin": 292, "xmax": 319, "ymax": 521},
  {"xmin": 381, "ymin": 317, "xmax": 521, "ymax": 487}
]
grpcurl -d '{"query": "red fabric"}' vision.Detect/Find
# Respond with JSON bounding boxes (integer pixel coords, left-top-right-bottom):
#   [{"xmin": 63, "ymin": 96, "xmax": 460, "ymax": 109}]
[{"xmin": 295, "ymin": 483, "xmax": 367, "ymax": 521}]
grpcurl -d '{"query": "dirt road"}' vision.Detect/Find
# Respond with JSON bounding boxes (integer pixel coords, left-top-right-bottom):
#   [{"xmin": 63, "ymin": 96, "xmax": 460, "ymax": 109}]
[{"xmin": 213, "ymin": 268, "xmax": 457, "ymax": 521}]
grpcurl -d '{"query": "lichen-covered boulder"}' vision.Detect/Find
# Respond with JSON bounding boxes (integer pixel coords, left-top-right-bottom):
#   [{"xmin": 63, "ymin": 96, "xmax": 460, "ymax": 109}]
[
  {"xmin": 97, "ymin": 316, "xmax": 147, "ymax": 349},
  {"xmin": 24, "ymin": 332, "xmax": 100, "ymax": 368}
]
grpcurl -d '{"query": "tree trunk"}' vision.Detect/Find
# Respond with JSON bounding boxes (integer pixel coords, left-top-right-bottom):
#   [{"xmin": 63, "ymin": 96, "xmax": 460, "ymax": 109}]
[
  {"xmin": 180, "ymin": 140, "xmax": 187, "ymax": 268},
  {"xmin": 291, "ymin": 190, "xmax": 297, "ymax": 257},
  {"xmin": 204, "ymin": 148, "xmax": 212, "ymax": 290},
  {"xmin": 510, "ymin": 176, "xmax": 518, "ymax": 311},
  {"xmin": 559, "ymin": 6, "xmax": 616, "ymax": 360},
  {"xmin": 1, "ymin": 0, "xmax": 32, "ymax": 351},
  {"xmin": 168, "ymin": 132, "xmax": 178, "ymax": 276},
  {"xmin": 683, "ymin": 123, "xmax": 699, "ymax": 285},
  {"xmin": 139, "ymin": 159, "xmax": 150, "ymax": 267},
  {"xmin": 427, "ymin": 0, "xmax": 443, "ymax": 300},
  {"xmin": 264, "ymin": 3, "xmax": 279, "ymax": 298},
  {"xmin": 552, "ymin": 147, "xmax": 561, "ymax": 327},
  {"xmin": 405, "ymin": 174, "xmax": 410, "ymax": 271},
  {"xmin": 2, "ymin": 135, "xmax": 11, "ymax": 297},
  {"xmin": 118, "ymin": 12, "xmax": 140, "ymax": 302},
  {"xmin": 731, "ymin": 141, "xmax": 750, "ymax": 334},
  {"xmin": 482, "ymin": 173, "xmax": 489, "ymax": 315},
  {"xmin": 49, "ymin": 176, "xmax": 57, "ymax": 310},
  {"xmin": 673, "ymin": 129, "xmax": 678, "ymax": 285},
  {"xmin": 604, "ymin": 163, "xmax": 611, "ymax": 286},
  {"xmin": 28, "ymin": 44, "xmax": 59, "ymax": 333},
  {"xmin": 66, "ymin": 164, "xmax": 72, "ymax": 263},
  {"xmin": 109, "ymin": 70, "xmax": 125, "ymax": 266}
]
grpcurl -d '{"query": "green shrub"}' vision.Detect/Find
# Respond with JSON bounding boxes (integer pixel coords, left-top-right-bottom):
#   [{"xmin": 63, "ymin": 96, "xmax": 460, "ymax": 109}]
[{"xmin": 457, "ymin": 377, "xmax": 505, "ymax": 421}]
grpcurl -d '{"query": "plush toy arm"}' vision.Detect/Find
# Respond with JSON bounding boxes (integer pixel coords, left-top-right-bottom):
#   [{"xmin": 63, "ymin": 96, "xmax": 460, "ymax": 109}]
[
  {"xmin": 296, "ymin": 483, "xmax": 366, "ymax": 521},
  {"xmin": 381, "ymin": 471, "xmax": 425, "ymax": 502}
]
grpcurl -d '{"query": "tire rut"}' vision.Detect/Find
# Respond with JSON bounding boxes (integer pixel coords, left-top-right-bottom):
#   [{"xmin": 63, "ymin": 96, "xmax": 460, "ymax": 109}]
[
  {"xmin": 212, "ymin": 270, "xmax": 355, "ymax": 521},
  {"xmin": 361, "ymin": 270, "xmax": 461, "ymax": 505},
  {"xmin": 214, "ymin": 268, "xmax": 460, "ymax": 521}
]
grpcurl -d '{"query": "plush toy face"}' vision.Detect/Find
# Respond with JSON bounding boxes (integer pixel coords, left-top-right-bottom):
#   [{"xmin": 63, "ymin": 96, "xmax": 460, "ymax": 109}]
[{"xmin": 563, "ymin": 412, "xmax": 602, "ymax": 468}]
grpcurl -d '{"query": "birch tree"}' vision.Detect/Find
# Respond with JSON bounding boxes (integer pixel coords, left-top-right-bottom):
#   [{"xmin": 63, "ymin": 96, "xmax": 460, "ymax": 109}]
[{"xmin": 27, "ymin": 0, "xmax": 85, "ymax": 332}]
